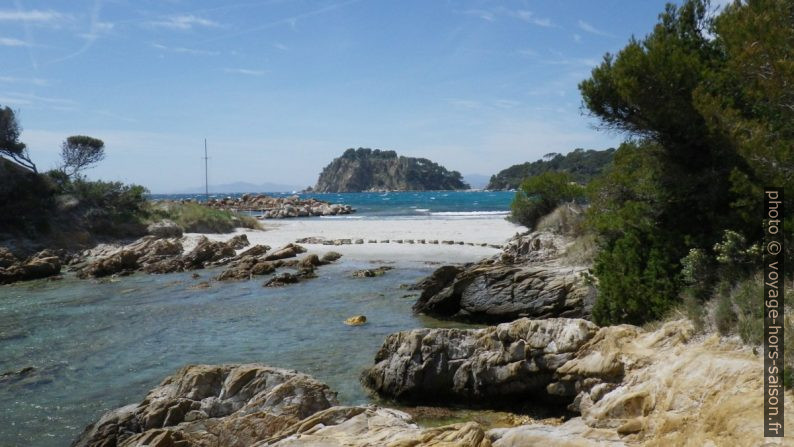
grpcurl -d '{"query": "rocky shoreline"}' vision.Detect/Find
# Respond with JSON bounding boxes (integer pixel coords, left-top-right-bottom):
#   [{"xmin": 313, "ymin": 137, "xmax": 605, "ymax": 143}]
[
  {"xmin": 74, "ymin": 316, "xmax": 789, "ymax": 446},
  {"xmin": 203, "ymin": 194, "xmax": 355, "ymax": 219}
]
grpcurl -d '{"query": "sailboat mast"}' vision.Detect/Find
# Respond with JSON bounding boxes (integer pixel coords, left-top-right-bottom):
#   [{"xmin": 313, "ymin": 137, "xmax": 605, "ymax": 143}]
[{"xmin": 204, "ymin": 138, "xmax": 209, "ymax": 202}]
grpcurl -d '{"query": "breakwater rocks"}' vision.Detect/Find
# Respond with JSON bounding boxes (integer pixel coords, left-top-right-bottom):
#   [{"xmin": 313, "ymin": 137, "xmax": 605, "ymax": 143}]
[
  {"xmin": 412, "ymin": 230, "xmax": 596, "ymax": 322},
  {"xmin": 204, "ymin": 194, "xmax": 355, "ymax": 219},
  {"xmin": 295, "ymin": 236, "xmax": 502, "ymax": 248}
]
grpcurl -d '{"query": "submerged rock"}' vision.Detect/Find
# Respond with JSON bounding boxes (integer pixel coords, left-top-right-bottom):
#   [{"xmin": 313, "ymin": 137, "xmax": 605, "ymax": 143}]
[
  {"xmin": 344, "ymin": 315, "xmax": 367, "ymax": 326},
  {"xmin": 361, "ymin": 318, "xmax": 598, "ymax": 406},
  {"xmin": 351, "ymin": 266, "xmax": 393, "ymax": 278}
]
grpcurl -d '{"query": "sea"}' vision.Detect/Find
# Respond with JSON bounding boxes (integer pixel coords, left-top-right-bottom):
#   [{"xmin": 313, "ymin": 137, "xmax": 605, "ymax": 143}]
[{"xmin": 0, "ymin": 191, "xmax": 514, "ymax": 446}]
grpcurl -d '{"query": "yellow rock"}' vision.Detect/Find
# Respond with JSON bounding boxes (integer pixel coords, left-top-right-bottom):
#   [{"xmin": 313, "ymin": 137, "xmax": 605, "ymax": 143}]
[{"xmin": 344, "ymin": 315, "xmax": 367, "ymax": 326}]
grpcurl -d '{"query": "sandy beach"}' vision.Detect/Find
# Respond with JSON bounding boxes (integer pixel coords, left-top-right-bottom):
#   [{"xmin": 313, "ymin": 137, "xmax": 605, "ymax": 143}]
[{"xmin": 188, "ymin": 216, "xmax": 527, "ymax": 264}]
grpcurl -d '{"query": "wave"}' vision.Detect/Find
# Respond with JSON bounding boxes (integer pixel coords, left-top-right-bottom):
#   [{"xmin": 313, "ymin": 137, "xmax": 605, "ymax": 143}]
[
  {"xmin": 414, "ymin": 208, "xmax": 431, "ymax": 213},
  {"xmin": 429, "ymin": 211, "xmax": 510, "ymax": 217}
]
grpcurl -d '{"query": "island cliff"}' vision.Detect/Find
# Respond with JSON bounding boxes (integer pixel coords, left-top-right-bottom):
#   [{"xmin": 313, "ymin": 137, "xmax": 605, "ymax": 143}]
[{"xmin": 314, "ymin": 148, "xmax": 469, "ymax": 192}]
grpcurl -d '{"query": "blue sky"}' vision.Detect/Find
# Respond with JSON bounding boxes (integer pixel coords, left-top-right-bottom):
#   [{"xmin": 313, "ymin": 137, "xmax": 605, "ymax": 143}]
[{"xmin": 1, "ymin": 0, "xmax": 726, "ymax": 192}]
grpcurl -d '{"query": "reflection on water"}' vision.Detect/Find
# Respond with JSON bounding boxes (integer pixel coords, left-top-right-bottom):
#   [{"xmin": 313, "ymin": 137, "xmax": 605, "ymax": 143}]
[{"xmin": 0, "ymin": 261, "xmax": 461, "ymax": 446}]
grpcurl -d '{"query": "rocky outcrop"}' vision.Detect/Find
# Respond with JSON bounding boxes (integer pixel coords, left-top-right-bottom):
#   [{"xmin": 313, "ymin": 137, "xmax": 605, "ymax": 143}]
[
  {"xmin": 361, "ymin": 318, "xmax": 598, "ymax": 406},
  {"xmin": 314, "ymin": 148, "xmax": 470, "ymax": 192},
  {"xmin": 486, "ymin": 148, "xmax": 615, "ymax": 190},
  {"xmin": 413, "ymin": 230, "xmax": 596, "ymax": 322},
  {"xmin": 0, "ymin": 249, "xmax": 62, "ymax": 284},
  {"xmin": 72, "ymin": 364, "xmax": 338, "ymax": 447},
  {"xmin": 206, "ymin": 194, "xmax": 355, "ymax": 219}
]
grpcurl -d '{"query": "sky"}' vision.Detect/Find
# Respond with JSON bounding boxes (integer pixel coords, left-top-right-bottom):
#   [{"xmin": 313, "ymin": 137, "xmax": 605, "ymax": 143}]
[{"xmin": 0, "ymin": 0, "xmax": 730, "ymax": 192}]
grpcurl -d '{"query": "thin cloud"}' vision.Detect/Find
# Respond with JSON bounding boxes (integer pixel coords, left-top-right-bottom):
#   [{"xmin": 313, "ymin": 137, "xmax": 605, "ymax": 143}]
[
  {"xmin": 0, "ymin": 76, "xmax": 50, "ymax": 86},
  {"xmin": 152, "ymin": 43, "xmax": 219, "ymax": 56},
  {"xmin": 149, "ymin": 15, "xmax": 221, "ymax": 30},
  {"xmin": 223, "ymin": 68, "xmax": 266, "ymax": 76},
  {"xmin": 0, "ymin": 37, "xmax": 30, "ymax": 47},
  {"xmin": 0, "ymin": 9, "xmax": 68, "ymax": 22},
  {"xmin": 511, "ymin": 10, "xmax": 554, "ymax": 27},
  {"xmin": 461, "ymin": 9, "xmax": 495, "ymax": 22},
  {"xmin": 577, "ymin": 19, "xmax": 613, "ymax": 37}
]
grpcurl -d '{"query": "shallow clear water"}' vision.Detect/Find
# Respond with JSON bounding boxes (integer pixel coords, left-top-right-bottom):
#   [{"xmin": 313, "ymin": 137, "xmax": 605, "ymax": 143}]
[{"xmin": 0, "ymin": 260, "xmax": 468, "ymax": 446}]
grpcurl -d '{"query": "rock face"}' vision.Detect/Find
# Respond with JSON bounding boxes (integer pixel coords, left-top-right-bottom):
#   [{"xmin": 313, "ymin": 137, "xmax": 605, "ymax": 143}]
[
  {"xmin": 72, "ymin": 364, "xmax": 338, "ymax": 447},
  {"xmin": 314, "ymin": 148, "xmax": 470, "ymax": 192},
  {"xmin": 361, "ymin": 318, "xmax": 598, "ymax": 406},
  {"xmin": 413, "ymin": 231, "xmax": 596, "ymax": 322},
  {"xmin": 206, "ymin": 194, "xmax": 354, "ymax": 219}
]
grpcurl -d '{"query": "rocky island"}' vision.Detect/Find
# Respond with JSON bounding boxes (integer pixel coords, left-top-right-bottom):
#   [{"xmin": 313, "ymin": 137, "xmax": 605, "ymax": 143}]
[{"xmin": 314, "ymin": 148, "xmax": 470, "ymax": 192}]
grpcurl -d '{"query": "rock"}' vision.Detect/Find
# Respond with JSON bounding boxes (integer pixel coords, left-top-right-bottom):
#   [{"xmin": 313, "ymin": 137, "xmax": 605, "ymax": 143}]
[
  {"xmin": 295, "ymin": 237, "xmax": 326, "ymax": 244},
  {"xmin": 261, "ymin": 406, "xmax": 491, "ymax": 447},
  {"xmin": 0, "ymin": 250, "xmax": 62, "ymax": 284},
  {"xmin": 227, "ymin": 234, "xmax": 250, "ymax": 249},
  {"xmin": 320, "ymin": 251, "xmax": 343, "ymax": 264},
  {"xmin": 0, "ymin": 247, "xmax": 17, "ymax": 268},
  {"xmin": 412, "ymin": 230, "xmax": 596, "ymax": 322},
  {"xmin": 264, "ymin": 243, "xmax": 306, "ymax": 261},
  {"xmin": 183, "ymin": 236, "xmax": 237, "ymax": 268},
  {"xmin": 360, "ymin": 318, "xmax": 598, "ymax": 405},
  {"xmin": 354, "ymin": 239, "xmax": 364, "ymax": 244},
  {"xmin": 217, "ymin": 256, "xmax": 277, "ymax": 281},
  {"xmin": 72, "ymin": 364, "xmax": 338, "ymax": 447},
  {"xmin": 206, "ymin": 194, "xmax": 355, "ymax": 219},
  {"xmin": 351, "ymin": 266, "xmax": 393, "ymax": 278},
  {"xmin": 298, "ymin": 254, "xmax": 322, "ymax": 269},
  {"xmin": 147, "ymin": 219, "xmax": 183, "ymax": 238},
  {"xmin": 79, "ymin": 250, "xmax": 138, "ymax": 278},
  {"xmin": 238, "ymin": 244, "xmax": 271, "ymax": 258},
  {"xmin": 264, "ymin": 273, "xmax": 301, "ymax": 287},
  {"xmin": 344, "ymin": 315, "xmax": 367, "ymax": 326}
]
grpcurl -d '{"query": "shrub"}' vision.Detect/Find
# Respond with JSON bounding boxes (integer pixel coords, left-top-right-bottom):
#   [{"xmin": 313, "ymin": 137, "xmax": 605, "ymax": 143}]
[
  {"xmin": 148, "ymin": 202, "xmax": 261, "ymax": 233},
  {"xmin": 510, "ymin": 172, "xmax": 584, "ymax": 229},
  {"xmin": 592, "ymin": 229, "xmax": 679, "ymax": 325}
]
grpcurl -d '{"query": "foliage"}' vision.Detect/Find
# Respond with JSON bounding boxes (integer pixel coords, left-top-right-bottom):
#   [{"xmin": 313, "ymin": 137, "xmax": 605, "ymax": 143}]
[
  {"xmin": 0, "ymin": 106, "xmax": 36, "ymax": 172},
  {"xmin": 60, "ymin": 135, "xmax": 105, "ymax": 178},
  {"xmin": 580, "ymin": 0, "xmax": 793, "ymax": 325},
  {"xmin": 509, "ymin": 171, "xmax": 584, "ymax": 229},
  {"xmin": 148, "ymin": 202, "xmax": 261, "ymax": 233},
  {"xmin": 0, "ymin": 159, "xmax": 55, "ymax": 235},
  {"xmin": 487, "ymin": 148, "xmax": 615, "ymax": 190}
]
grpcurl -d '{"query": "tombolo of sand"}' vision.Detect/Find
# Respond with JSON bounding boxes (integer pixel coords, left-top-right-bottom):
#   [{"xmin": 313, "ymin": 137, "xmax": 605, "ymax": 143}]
[{"xmin": 186, "ymin": 216, "xmax": 526, "ymax": 263}]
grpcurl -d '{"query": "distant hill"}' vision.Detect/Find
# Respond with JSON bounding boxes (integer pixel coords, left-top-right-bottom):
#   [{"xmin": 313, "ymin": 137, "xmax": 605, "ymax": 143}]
[
  {"xmin": 463, "ymin": 173, "xmax": 490, "ymax": 190},
  {"xmin": 314, "ymin": 148, "xmax": 470, "ymax": 192},
  {"xmin": 487, "ymin": 148, "xmax": 615, "ymax": 190},
  {"xmin": 169, "ymin": 181, "xmax": 302, "ymax": 194}
]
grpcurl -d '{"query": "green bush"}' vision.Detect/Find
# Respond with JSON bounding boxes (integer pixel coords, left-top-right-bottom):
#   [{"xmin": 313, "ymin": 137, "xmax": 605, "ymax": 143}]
[
  {"xmin": 148, "ymin": 202, "xmax": 261, "ymax": 233},
  {"xmin": 592, "ymin": 229, "xmax": 679, "ymax": 325},
  {"xmin": 509, "ymin": 172, "xmax": 584, "ymax": 229}
]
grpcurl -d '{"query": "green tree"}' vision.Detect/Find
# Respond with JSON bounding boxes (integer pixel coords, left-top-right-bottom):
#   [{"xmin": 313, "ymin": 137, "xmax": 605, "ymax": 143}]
[
  {"xmin": 0, "ymin": 106, "xmax": 37, "ymax": 173},
  {"xmin": 60, "ymin": 135, "xmax": 106, "ymax": 178},
  {"xmin": 510, "ymin": 171, "xmax": 584, "ymax": 229}
]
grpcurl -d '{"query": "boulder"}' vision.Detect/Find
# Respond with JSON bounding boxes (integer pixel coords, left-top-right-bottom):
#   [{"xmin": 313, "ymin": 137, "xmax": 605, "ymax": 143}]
[
  {"xmin": 351, "ymin": 266, "xmax": 393, "ymax": 278},
  {"xmin": 72, "ymin": 364, "xmax": 338, "ymax": 447},
  {"xmin": 147, "ymin": 219, "xmax": 183, "ymax": 239},
  {"xmin": 264, "ymin": 272, "xmax": 301, "ymax": 287},
  {"xmin": 344, "ymin": 315, "xmax": 367, "ymax": 326},
  {"xmin": 227, "ymin": 234, "xmax": 250, "ymax": 250},
  {"xmin": 264, "ymin": 243, "xmax": 307, "ymax": 261},
  {"xmin": 361, "ymin": 318, "xmax": 598, "ymax": 406},
  {"xmin": 183, "ymin": 236, "xmax": 236, "ymax": 268},
  {"xmin": 320, "ymin": 252, "xmax": 343, "ymax": 264},
  {"xmin": 0, "ymin": 250, "xmax": 62, "ymax": 284},
  {"xmin": 79, "ymin": 250, "xmax": 138, "ymax": 278}
]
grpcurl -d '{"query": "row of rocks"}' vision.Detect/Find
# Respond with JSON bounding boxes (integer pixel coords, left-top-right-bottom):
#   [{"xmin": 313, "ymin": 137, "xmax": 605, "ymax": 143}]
[
  {"xmin": 206, "ymin": 194, "xmax": 355, "ymax": 219},
  {"xmin": 411, "ymin": 230, "xmax": 596, "ymax": 323},
  {"xmin": 295, "ymin": 236, "xmax": 502, "ymax": 248}
]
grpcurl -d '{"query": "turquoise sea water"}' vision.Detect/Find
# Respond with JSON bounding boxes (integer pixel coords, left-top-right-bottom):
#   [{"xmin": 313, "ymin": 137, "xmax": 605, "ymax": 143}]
[
  {"xmin": 149, "ymin": 190, "xmax": 516, "ymax": 219},
  {"xmin": 0, "ymin": 191, "xmax": 507, "ymax": 446}
]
